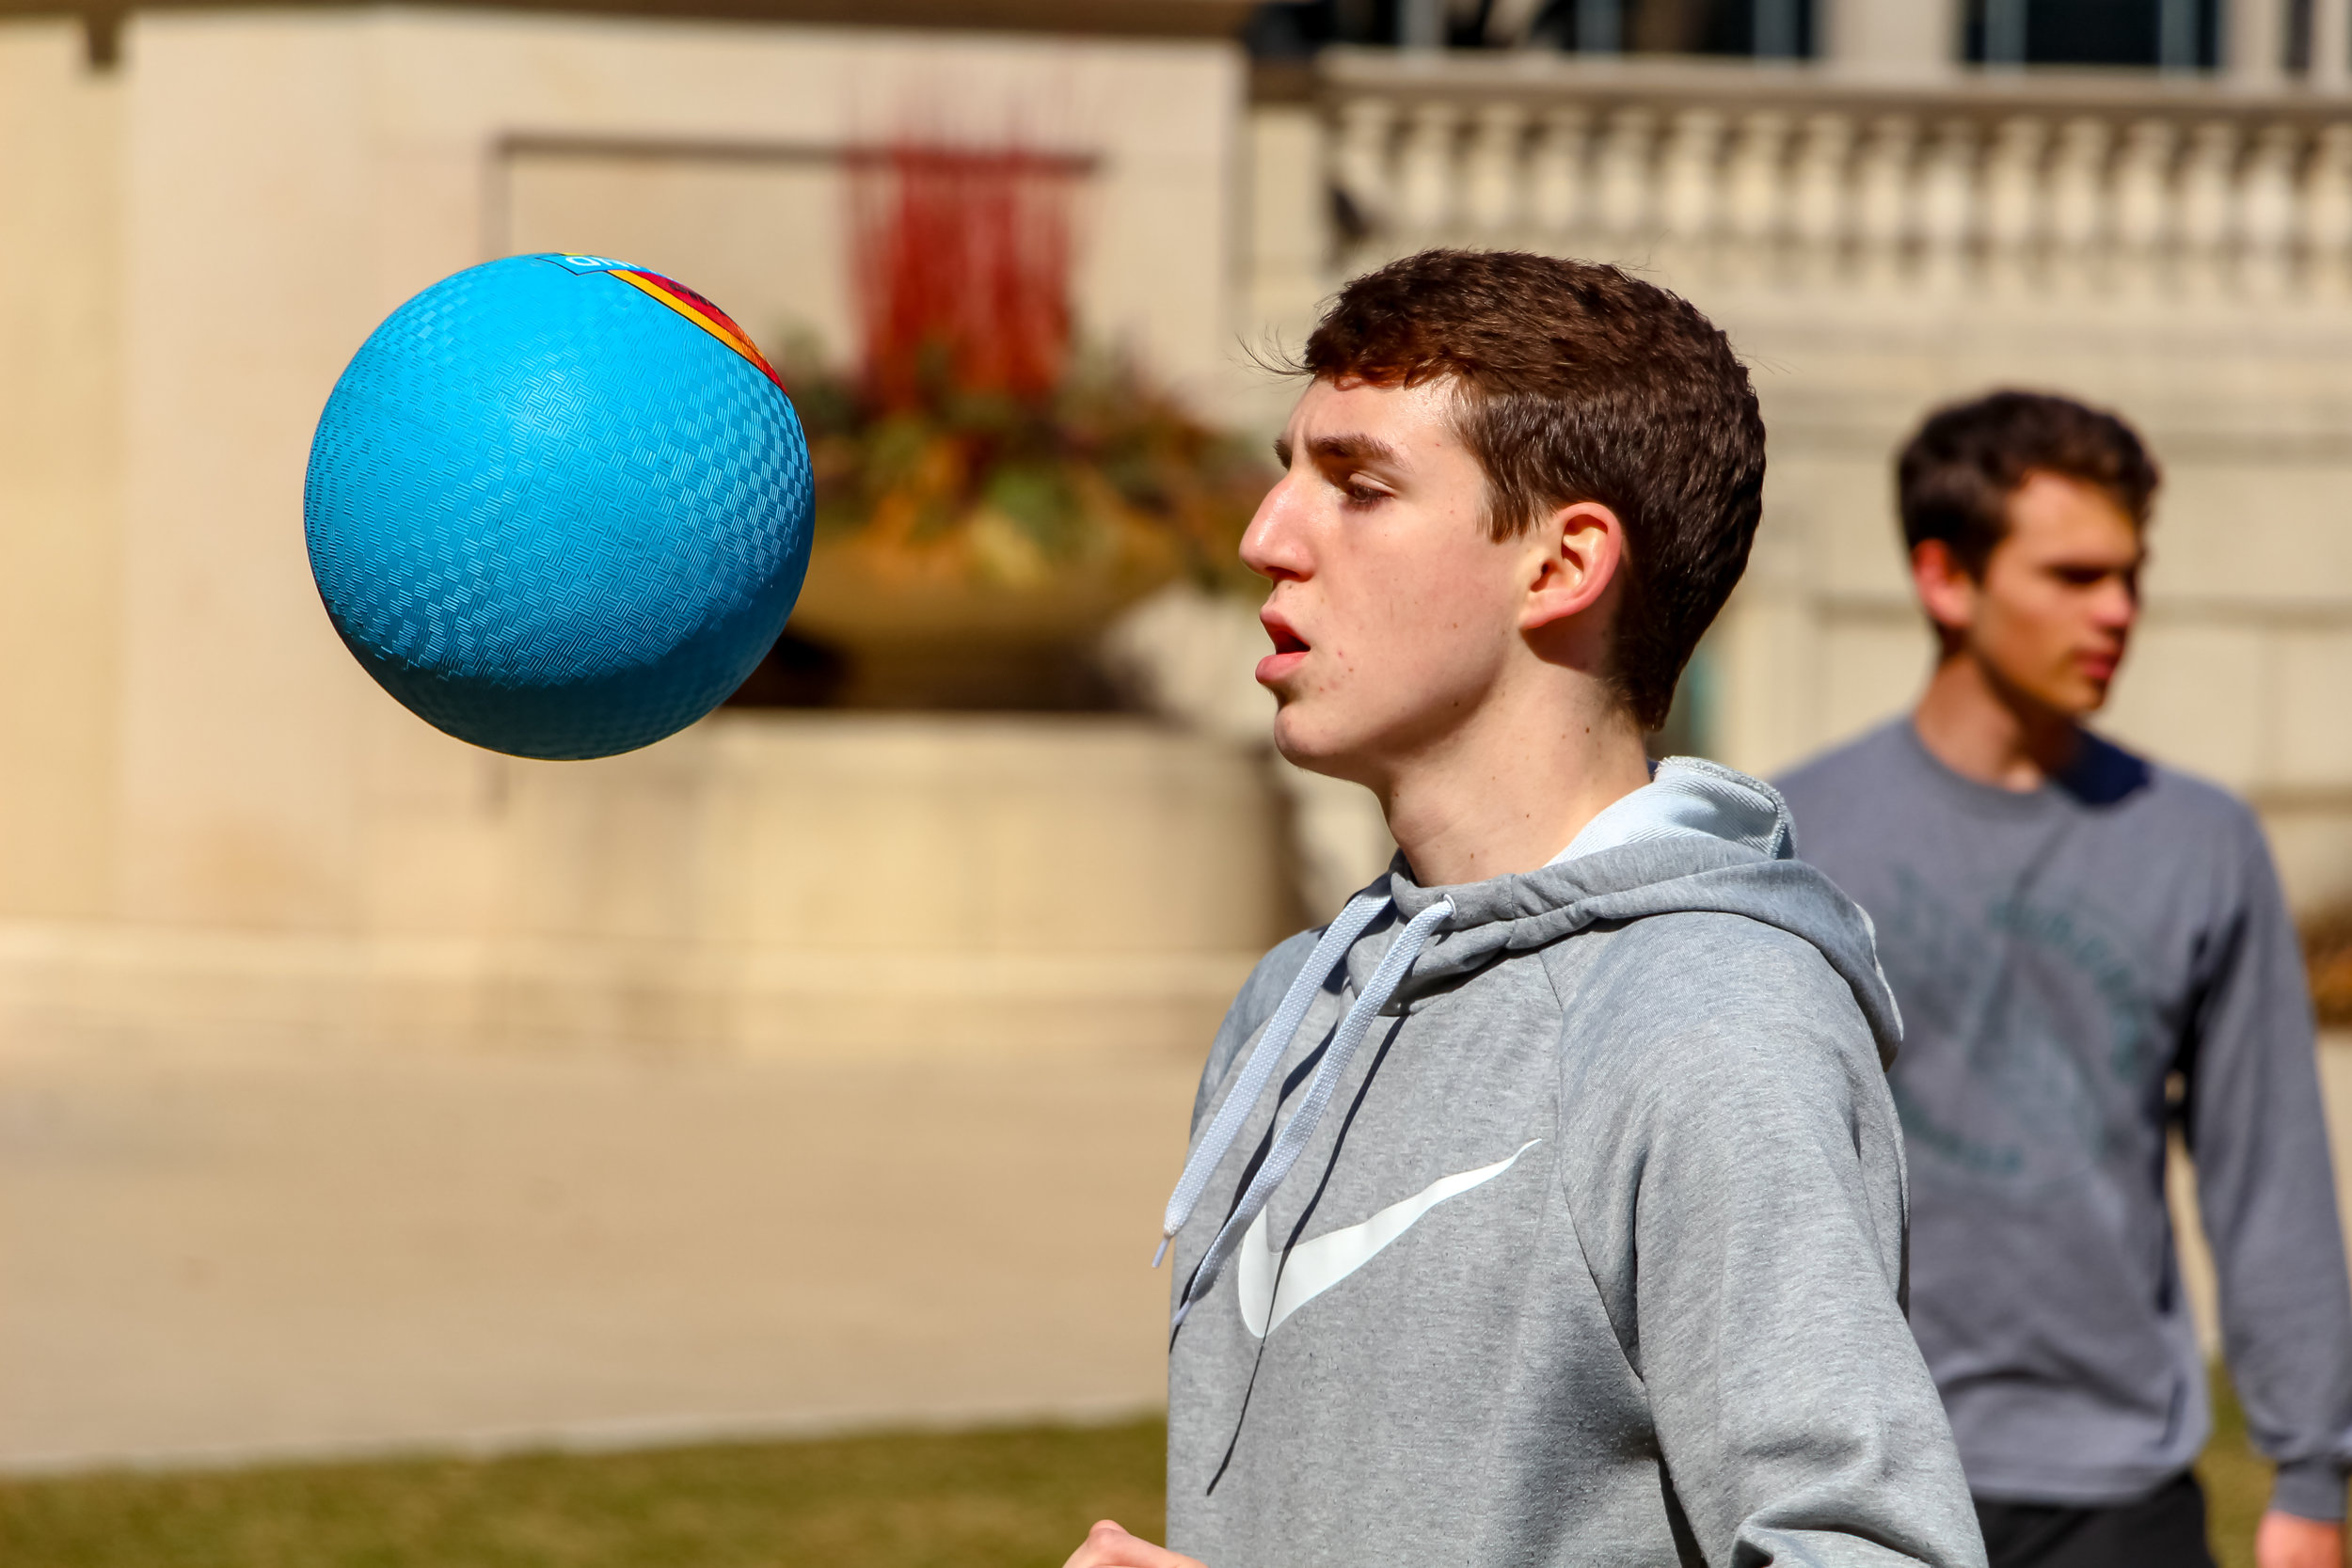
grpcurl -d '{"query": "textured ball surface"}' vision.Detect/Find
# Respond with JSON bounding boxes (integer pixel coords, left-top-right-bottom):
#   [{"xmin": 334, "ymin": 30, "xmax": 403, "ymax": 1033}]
[{"xmin": 305, "ymin": 253, "xmax": 814, "ymax": 760}]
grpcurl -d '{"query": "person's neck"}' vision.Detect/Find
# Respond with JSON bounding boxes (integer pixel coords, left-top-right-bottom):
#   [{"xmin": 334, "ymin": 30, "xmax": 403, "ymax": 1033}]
[
  {"xmin": 1912, "ymin": 651, "xmax": 2083, "ymax": 792},
  {"xmin": 1374, "ymin": 681, "xmax": 1653, "ymax": 888}
]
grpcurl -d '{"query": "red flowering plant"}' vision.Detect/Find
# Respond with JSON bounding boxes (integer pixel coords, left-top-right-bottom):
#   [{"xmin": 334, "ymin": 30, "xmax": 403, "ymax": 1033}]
[{"xmin": 782, "ymin": 141, "xmax": 1266, "ymax": 605}]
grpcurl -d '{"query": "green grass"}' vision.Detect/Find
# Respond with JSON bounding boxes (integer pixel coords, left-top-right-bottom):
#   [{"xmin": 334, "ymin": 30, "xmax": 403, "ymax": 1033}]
[
  {"xmin": 0, "ymin": 1420, "xmax": 1164, "ymax": 1568},
  {"xmin": 2198, "ymin": 1372, "xmax": 2274, "ymax": 1568},
  {"xmin": 0, "ymin": 1384, "xmax": 2284, "ymax": 1568}
]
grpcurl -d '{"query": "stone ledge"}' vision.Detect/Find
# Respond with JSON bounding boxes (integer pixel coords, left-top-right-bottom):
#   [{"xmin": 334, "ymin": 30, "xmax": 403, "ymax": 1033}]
[{"xmin": 0, "ymin": 920, "xmax": 1262, "ymax": 1059}]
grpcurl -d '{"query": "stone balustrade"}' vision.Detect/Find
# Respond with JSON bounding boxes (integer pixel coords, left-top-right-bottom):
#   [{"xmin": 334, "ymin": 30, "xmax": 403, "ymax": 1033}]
[{"xmin": 1318, "ymin": 50, "xmax": 2352, "ymax": 302}]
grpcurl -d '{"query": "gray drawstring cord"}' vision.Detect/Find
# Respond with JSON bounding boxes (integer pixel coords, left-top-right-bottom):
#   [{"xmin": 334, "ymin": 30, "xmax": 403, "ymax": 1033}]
[
  {"xmin": 1168, "ymin": 895, "xmax": 1454, "ymax": 1331},
  {"xmin": 1154, "ymin": 890, "xmax": 1392, "ymax": 1268}
]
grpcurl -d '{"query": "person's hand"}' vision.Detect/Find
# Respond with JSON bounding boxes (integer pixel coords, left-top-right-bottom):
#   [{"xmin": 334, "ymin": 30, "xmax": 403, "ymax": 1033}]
[
  {"xmin": 1061, "ymin": 1519, "xmax": 1207, "ymax": 1568},
  {"xmin": 2255, "ymin": 1510, "xmax": 2344, "ymax": 1568}
]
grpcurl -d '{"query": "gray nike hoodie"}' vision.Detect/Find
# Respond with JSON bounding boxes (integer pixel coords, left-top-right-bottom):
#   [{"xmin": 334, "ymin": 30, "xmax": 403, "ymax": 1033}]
[{"xmin": 1160, "ymin": 759, "xmax": 1986, "ymax": 1568}]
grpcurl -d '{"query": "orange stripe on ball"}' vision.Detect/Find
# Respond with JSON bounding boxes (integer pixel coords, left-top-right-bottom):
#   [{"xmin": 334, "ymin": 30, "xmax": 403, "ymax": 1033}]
[{"xmin": 609, "ymin": 269, "xmax": 787, "ymax": 393}]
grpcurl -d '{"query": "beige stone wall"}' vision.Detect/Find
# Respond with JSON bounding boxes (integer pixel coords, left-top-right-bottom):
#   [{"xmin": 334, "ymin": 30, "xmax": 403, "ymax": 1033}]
[
  {"xmin": 0, "ymin": 714, "xmax": 1290, "ymax": 1054},
  {"xmin": 0, "ymin": 23, "xmax": 125, "ymax": 923},
  {"xmin": 98, "ymin": 8, "xmax": 1241, "ymax": 925},
  {"xmin": 0, "ymin": 9, "xmax": 1271, "ymax": 1054}
]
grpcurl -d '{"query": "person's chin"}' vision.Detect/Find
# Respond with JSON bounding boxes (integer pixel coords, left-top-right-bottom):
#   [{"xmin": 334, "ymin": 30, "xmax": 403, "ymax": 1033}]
[
  {"xmin": 2011, "ymin": 661, "xmax": 2107, "ymax": 721},
  {"xmin": 2063, "ymin": 671, "xmax": 2114, "ymax": 716},
  {"xmin": 1270, "ymin": 707, "xmax": 1366, "ymax": 781}
]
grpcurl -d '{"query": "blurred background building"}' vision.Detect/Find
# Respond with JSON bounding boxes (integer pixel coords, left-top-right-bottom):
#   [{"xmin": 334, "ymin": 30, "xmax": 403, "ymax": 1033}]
[{"xmin": 1, "ymin": 0, "xmax": 2347, "ymax": 1476}]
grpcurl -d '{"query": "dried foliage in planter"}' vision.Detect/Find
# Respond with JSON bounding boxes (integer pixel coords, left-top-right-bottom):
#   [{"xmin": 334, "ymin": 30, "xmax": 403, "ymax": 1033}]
[{"xmin": 2307, "ymin": 908, "xmax": 2352, "ymax": 1028}]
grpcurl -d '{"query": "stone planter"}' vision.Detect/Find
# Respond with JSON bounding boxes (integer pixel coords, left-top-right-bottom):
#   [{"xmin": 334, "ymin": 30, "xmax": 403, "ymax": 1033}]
[{"xmin": 774, "ymin": 519, "xmax": 1187, "ymax": 709}]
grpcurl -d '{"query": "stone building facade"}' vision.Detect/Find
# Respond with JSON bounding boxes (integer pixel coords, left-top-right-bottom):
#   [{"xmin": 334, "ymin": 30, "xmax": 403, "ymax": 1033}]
[{"xmin": 1, "ymin": 0, "xmax": 2347, "ymax": 1065}]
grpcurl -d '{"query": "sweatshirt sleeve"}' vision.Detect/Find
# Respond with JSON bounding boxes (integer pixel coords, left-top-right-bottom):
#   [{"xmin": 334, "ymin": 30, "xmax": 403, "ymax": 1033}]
[
  {"xmin": 1572, "ymin": 924, "xmax": 1987, "ymax": 1568},
  {"xmin": 2183, "ymin": 809, "xmax": 2352, "ymax": 1523}
]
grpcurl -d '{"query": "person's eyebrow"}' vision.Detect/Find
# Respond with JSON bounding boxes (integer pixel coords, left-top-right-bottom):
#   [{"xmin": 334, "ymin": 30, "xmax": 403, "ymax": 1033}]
[
  {"xmin": 1271, "ymin": 436, "xmax": 1293, "ymax": 467},
  {"xmin": 1309, "ymin": 433, "xmax": 1403, "ymax": 467}
]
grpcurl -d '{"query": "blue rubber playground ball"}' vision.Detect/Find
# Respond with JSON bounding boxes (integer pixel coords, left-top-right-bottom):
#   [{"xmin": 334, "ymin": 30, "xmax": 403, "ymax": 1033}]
[{"xmin": 304, "ymin": 253, "xmax": 814, "ymax": 760}]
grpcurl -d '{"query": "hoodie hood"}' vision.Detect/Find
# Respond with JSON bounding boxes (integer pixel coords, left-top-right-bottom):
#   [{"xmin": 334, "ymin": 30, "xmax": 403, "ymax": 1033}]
[{"xmin": 1380, "ymin": 757, "xmax": 1904, "ymax": 1068}]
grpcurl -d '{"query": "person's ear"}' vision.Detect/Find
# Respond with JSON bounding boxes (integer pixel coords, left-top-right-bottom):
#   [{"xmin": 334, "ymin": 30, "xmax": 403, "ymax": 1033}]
[
  {"xmin": 1520, "ymin": 500, "xmax": 1623, "ymax": 632},
  {"xmin": 1911, "ymin": 539, "xmax": 1979, "ymax": 636}
]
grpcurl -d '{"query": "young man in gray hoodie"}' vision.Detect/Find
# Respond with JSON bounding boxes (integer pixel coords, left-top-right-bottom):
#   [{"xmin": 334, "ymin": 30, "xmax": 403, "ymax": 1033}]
[{"xmin": 1064, "ymin": 250, "xmax": 1985, "ymax": 1568}]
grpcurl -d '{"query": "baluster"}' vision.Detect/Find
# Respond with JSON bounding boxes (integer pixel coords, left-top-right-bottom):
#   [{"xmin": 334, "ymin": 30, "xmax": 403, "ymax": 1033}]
[
  {"xmin": 1334, "ymin": 97, "xmax": 1399, "ymax": 238},
  {"xmin": 1915, "ymin": 118, "xmax": 1979, "ymax": 293},
  {"xmin": 1526, "ymin": 107, "xmax": 1592, "ymax": 236},
  {"xmin": 2177, "ymin": 119, "xmax": 2240, "ymax": 297},
  {"xmin": 1659, "ymin": 107, "xmax": 1727, "ymax": 270},
  {"xmin": 2111, "ymin": 119, "xmax": 2178, "ymax": 297},
  {"xmin": 2238, "ymin": 122, "xmax": 2298, "ymax": 297},
  {"xmin": 1723, "ymin": 109, "xmax": 1792, "ymax": 282},
  {"xmin": 1790, "ymin": 112, "xmax": 1855, "ymax": 283},
  {"xmin": 1854, "ymin": 115, "xmax": 1918, "ymax": 289},
  {"xmin": 1597, "ymin": 106, "xmax": 1660, "ymax": 242},
  {"xmin": 1464, "ymin": 102, "xmax": 1529, "ymax": 235},
  {"xmin": 1980, "ymin": 116, "xmax": 2047, "ymax": 294},
  {"xmin": 2045, "ymin": 116, "xmax": 2113, "ymax": 293},
  {"xmin": 2302, "ymin": 123, "xmax": 2352, "ymax": 301},
  {"xmin": 1398, "ymin": 100, "xmax": 1463, "ymax": 234}
]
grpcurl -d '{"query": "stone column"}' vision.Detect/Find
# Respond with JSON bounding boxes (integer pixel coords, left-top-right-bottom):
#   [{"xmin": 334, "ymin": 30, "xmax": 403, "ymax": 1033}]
[
  {"xmin": 2229, "ymin": 0, "xmax": 2286, "ymax": 87},
  {"xmin": 1399, "ymin": 0, "xmax": 1444, "ymax": 52},
  {"xmin": 2312, "ymin": 0, "xmax": 2352, "ymax": 91},
  {"xmin": 1821, "ymin": 0, "xmax": 1958, "ymax": 77}
]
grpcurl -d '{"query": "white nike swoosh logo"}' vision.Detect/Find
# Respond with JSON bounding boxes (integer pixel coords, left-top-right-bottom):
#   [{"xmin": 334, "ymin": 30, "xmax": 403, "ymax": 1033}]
[{"xmin": 1235, "ymin": 1140, "xmax": 1542, "ymax": 1338}]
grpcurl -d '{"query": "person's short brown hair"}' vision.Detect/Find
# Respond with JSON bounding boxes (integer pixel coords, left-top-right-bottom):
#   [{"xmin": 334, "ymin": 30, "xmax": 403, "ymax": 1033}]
[
  {"xmin": 1897, "ymin": 391, "xmax": 2160, "ymax": 576},
  {"xmin": 1299, "ymin": 248, "xmax": 1764, "ymax": 734}
]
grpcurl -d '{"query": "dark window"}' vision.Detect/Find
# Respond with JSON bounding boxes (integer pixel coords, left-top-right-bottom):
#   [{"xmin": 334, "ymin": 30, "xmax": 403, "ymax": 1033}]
[
  {"xmin": 1244, "ymin": 0, "xmax": 1815, "ymax": 57},
  {"xmin": 1962, "ymin": 0, "xmax": 2222, "ymax": 69}
]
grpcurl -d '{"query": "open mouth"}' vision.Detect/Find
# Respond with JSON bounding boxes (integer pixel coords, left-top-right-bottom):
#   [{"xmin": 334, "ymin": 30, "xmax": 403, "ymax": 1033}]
[{"xmin": 1256, "ymin": 614, "xmax": 1311, "ymax": 687}]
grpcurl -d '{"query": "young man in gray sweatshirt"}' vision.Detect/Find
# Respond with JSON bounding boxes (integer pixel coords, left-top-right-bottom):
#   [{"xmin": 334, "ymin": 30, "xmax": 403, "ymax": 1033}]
[
  {"xmin": 1064, "ymin": 250, "xmax": 1985, "ymax": 1568},
  {"xmin": 1777, "ymin": 392, "xmax": 2352, "ymax": 1568}
]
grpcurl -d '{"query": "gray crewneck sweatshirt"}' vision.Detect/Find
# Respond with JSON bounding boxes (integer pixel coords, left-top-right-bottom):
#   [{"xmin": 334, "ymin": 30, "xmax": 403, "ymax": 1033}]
[
  {"xmin": 1779, "ymin": 721, "xmax": 2352, "ymax": 1520},
  {"xmin": 1162, "ymin": 759, "xmax": 1985, "ymax": 1568}
]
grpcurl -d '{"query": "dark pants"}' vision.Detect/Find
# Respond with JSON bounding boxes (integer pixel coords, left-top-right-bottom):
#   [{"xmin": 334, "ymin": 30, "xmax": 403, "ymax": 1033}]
[{"xmin": 1975, "ymin": 1473, "xmax": 2217, "ymax": 1568}]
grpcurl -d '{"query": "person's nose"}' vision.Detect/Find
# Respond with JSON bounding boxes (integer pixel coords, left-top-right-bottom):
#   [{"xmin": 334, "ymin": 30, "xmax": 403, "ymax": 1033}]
[
  {"xmin": 2093, "ymin": 574, "xmax": 2138, "ymax": 636},
  {"xmin": 1240, "ymin": 472, "xmax": 1312, "ymax": 584}
]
